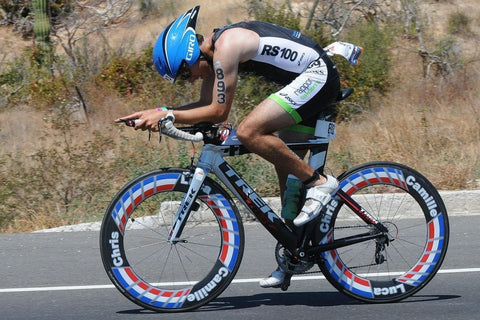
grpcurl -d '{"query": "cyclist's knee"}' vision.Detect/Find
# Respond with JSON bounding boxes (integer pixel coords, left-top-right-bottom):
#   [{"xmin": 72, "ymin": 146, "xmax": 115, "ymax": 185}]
[{"xmin": 236, "ymin": 122, "xmax": 254, "ymax": 144}]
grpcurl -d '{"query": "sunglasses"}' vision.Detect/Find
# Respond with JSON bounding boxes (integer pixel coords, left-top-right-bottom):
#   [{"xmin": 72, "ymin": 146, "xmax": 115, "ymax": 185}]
[{"xmin": 177, "ymin": 61, "xmax": 192, "ymax": 81}]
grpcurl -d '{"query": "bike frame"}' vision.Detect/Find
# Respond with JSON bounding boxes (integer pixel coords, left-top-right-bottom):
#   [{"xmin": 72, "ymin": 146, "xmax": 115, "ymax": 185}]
[{"xmin": 168, "ymin": 131, "xmax": 388, "ymax": 255}]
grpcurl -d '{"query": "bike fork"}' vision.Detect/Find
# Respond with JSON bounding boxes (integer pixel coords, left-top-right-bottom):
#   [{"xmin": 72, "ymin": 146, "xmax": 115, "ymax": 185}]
[{"xmin": 167, "ymin": 166, "xmax": 208, "ymax": 243}]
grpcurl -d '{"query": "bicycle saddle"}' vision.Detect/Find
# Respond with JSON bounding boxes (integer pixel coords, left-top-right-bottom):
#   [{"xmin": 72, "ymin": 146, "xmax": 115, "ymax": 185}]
[{"xmin": 337, "ymin": 88, "xmax": 354, "ymax": 101}]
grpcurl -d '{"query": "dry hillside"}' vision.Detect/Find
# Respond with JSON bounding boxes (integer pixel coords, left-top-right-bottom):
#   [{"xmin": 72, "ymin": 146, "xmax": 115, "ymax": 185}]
[
  {"xmin": 0, "ymin": 0, "xmax": 480, "ymax": 232},
  {"xmin": 1, "ymin": 0, "xmax": 480, "ymax": 186}
]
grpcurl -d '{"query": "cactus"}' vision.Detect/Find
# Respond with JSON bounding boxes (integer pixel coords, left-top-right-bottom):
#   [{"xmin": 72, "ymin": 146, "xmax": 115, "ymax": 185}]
[
  {"xmin": 32, "ymin": 0, "xmax": 53, "ymax": 68},
  {"xmin": 33, "ymin": 0, "xmax": 51, "ymax": 43}
]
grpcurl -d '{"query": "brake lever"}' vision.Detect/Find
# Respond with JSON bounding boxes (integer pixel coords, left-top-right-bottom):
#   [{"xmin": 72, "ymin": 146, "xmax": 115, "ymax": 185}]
[
  {"xmin": 157, "ymin": 118, "xmax": 168, "ymax": 143},
  {"xmin": 119, "ymin": 119, "xmax": 153, "ymax": 141}
]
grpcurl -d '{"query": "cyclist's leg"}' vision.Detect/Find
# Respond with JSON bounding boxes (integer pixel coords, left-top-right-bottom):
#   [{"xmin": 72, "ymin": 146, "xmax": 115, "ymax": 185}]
[
  {"xmin": 236, "ymin": 100, "xmax": 324, "ymax": 185},
  {"xmin": 237, "ymin": 101, "xmax": 322, "ymax": 288},
  {"xmin": 237, "ymin": 52, "xmax": 338, "ymax": 189},
  {"xmin": 277, "ymin": 129, "xmax": 313, "ymax": 228},
  {"xmin": 240, "ymin": 54, "xmax": 340, "ymax": 287},
  {"xmin": 259, "ymin": 130, "xmax": 313, "ymax": 288},
  {"xmin": 237, "ymin": 101, "xmax": 338, "ymax": 227}
]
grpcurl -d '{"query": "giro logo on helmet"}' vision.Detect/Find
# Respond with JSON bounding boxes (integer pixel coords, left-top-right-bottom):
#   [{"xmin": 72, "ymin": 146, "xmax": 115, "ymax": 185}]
[{"xmin": 186, "ymin": 34, "xmax": 197, "ymax": 61}]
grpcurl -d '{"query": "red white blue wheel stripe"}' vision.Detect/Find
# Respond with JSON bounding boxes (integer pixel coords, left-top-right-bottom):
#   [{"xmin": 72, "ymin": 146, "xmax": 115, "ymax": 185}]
[
  {"xmin": 111, "ymin": 173, "xmax": 179, "ymax": 234},
  {"xmin": 323, "ymin": 165, "xmax": 447, "ymax": 299},
  {"xmin": 112, "ymin": 267, "xmax": 191, "ymax": 308},
  {"xmin": 396, "ymin": 213, "xmax": 446, "ymax": 285},
  {"xmin": 200, "ymin": 193, "xmax": 240, "ymax": 271},
  {"xmin": 321, "ymin": 231, "xmax": 374, "ymax": 298},
  {"xmin": 340, "ymin": 167, "xmax": 407, "ymax": 195}
]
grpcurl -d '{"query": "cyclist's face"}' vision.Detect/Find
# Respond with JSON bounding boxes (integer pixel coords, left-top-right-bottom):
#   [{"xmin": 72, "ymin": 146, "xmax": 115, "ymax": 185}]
[
  {"xmin": 177, "ymin": 61, "xmax": 192, "ymax": 81},
  {"xmin": 178, "ymin": 58, "xmax": 212, "ymax": 83}
]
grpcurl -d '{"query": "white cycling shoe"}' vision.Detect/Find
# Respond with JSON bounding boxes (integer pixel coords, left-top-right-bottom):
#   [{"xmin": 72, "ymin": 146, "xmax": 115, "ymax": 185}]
[
  {"xmin": 293, "ymin": 175, "xmax": 339, "ymax": 227},
  {"xmin": 259, "ymin": 268, "xmax": 286, "ymax": 288}
]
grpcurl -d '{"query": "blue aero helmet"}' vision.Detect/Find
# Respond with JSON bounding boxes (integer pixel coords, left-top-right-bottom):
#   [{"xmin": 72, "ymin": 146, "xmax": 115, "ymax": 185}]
[{"xmin": 153, "ymin": 6, "xmax": 201, "ymax": 83}]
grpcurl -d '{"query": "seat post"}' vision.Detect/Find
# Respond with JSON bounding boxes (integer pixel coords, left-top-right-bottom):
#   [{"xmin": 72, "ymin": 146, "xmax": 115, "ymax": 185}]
[
  {"xmin": 308, "ymin": 142, "xmax": 330, "ymax": 175},
  {"xmin": 309, "ymin": 113, "xmax": 336, "ymax": 175}
]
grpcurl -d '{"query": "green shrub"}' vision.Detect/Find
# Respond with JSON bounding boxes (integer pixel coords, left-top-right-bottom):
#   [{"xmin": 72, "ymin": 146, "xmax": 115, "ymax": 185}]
[
  {"xmin": 248, "ymin": 1, "xmax": 300, "ymax": 31},
  {"xmin": 447, "ymin": 11, "xmax": 471, "ymax": 35},
  {"xmin": 0, "ymin": 0, "xmax": 30, "ymax": 27},
  {"xmin": 30, "ymin": 73, "xmax": 71, "ymax": 108},
  {"xmin": 97, "ymin": 46, "xmax": 155, "ymax": 96},
  {"xmin": 334, "ymin": 21, "xmax": 394, "ymax": 120},
  {"xmin": 0, "ymin": 58, "xmax": 25, "ymax": 87},
  {"xmin": 0, "ymin": 119, "xmax": 121, "ymax": 231},
  {"xmin": 0, "ymin": 156, "xmax": 17, "ymax": 230},
  {"xmin": 0, "ymin": 47, "xmax": 66, "ymax": 108}
]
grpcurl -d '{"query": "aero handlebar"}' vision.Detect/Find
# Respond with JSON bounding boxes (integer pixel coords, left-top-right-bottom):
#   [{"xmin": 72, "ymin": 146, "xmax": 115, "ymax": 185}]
[
  {"xmin": 119, "ymin": 118, "xmax": 204, "ymax": 142},
  {"xmin": 160, "ymin": 119, "xmax": 204, "ymax": 142}
]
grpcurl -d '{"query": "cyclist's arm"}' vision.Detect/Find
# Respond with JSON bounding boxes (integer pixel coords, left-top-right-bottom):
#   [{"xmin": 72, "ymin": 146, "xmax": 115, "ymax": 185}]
[
  {"xmin": 171, "ymin": 30, "xmax": 256, "ymax": 124},
  {"xmin": 114, "ymin": 68, "xmax": 229, "ymax": 129},
  {"xmin": 174, "ymin": 75, "xmax": 215, "ymax": 110}
]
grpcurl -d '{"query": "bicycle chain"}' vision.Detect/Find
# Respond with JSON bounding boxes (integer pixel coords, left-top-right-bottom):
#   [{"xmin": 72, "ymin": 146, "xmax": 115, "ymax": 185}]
[{"xmin": 280, "ymin": 225, "xmax": 376, "ymax": 276}]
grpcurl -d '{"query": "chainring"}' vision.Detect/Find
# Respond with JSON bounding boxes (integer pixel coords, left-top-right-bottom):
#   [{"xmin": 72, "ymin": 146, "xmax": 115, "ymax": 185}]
[{"xmin": 274, "ymin": 242, "xmax": 315, "ymax": 274}]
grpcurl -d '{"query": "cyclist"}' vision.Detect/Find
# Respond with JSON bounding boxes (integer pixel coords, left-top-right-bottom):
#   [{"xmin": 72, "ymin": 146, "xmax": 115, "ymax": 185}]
[{"xmin": 116, "ymin": 6, "xmax": 360, "ymax": 288}]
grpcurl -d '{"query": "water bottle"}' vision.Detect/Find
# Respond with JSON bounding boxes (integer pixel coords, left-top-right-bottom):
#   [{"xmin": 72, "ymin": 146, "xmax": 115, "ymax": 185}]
[
  {"xmin": 325, "ymin": 41, "xmax": 363, "ymax": 66},
  {"xmin": 281, "ymin": 175, "xmax": 305, "ymax": 220}
]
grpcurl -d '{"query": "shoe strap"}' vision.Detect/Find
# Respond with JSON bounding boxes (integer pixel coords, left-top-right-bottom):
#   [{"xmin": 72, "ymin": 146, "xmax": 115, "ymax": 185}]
[{"xmin": 302, "ymin": 170, "xmax": 320, "ymax": 186}]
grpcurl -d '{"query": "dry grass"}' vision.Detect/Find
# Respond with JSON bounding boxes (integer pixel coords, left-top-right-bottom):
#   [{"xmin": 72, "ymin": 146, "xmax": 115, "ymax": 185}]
[
  {"xmin": 326, "ymin": 0, "xmax": 480, "ymax": 189},
  {"xmin": 83, "ymin": 0, "xmax": 247, "ymax": 55},
  {"xmin": 331, "ymin": 38, "xmax": 480, "ymax": 189}
]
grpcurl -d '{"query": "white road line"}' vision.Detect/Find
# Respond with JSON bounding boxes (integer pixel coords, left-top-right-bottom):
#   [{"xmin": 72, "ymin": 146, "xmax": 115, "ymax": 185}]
[{"xmin": 1, "ymin": 268, "xmax": 479, "ymax": 294}]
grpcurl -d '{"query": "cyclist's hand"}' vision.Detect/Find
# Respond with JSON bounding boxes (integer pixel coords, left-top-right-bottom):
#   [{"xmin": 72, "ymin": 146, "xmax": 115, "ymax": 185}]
[{"xmin": 115, "ymin": 108, "xmax": 168, "ymax": 131}]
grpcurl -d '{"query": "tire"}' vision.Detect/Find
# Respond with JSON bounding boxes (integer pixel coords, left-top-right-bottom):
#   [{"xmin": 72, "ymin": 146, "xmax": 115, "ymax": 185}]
[
  {"xmin": 318, "ymin": 161, "xmax": 449, "ymax": 302},
  {"xmin": 100, "ymin": 168, "xmax": 245, "ymax": 312}
]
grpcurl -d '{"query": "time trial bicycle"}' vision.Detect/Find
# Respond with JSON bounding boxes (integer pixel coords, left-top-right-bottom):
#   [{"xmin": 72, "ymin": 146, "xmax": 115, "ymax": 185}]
[{"xmin": 99, "ymin": 88, "xmax": 449, "ymax": 312}]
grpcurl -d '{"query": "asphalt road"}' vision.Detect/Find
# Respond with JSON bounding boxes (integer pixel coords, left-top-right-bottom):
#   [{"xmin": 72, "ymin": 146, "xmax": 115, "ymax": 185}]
[{"xmin": 1, "ymin": 215, "xmax": 479, "ymax": 320}]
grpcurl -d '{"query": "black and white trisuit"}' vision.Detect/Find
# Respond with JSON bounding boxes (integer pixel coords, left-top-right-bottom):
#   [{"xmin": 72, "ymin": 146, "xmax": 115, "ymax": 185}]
[{"xmin": 212, "ymin": 21, "xmax": 340, "ymax": 133}]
